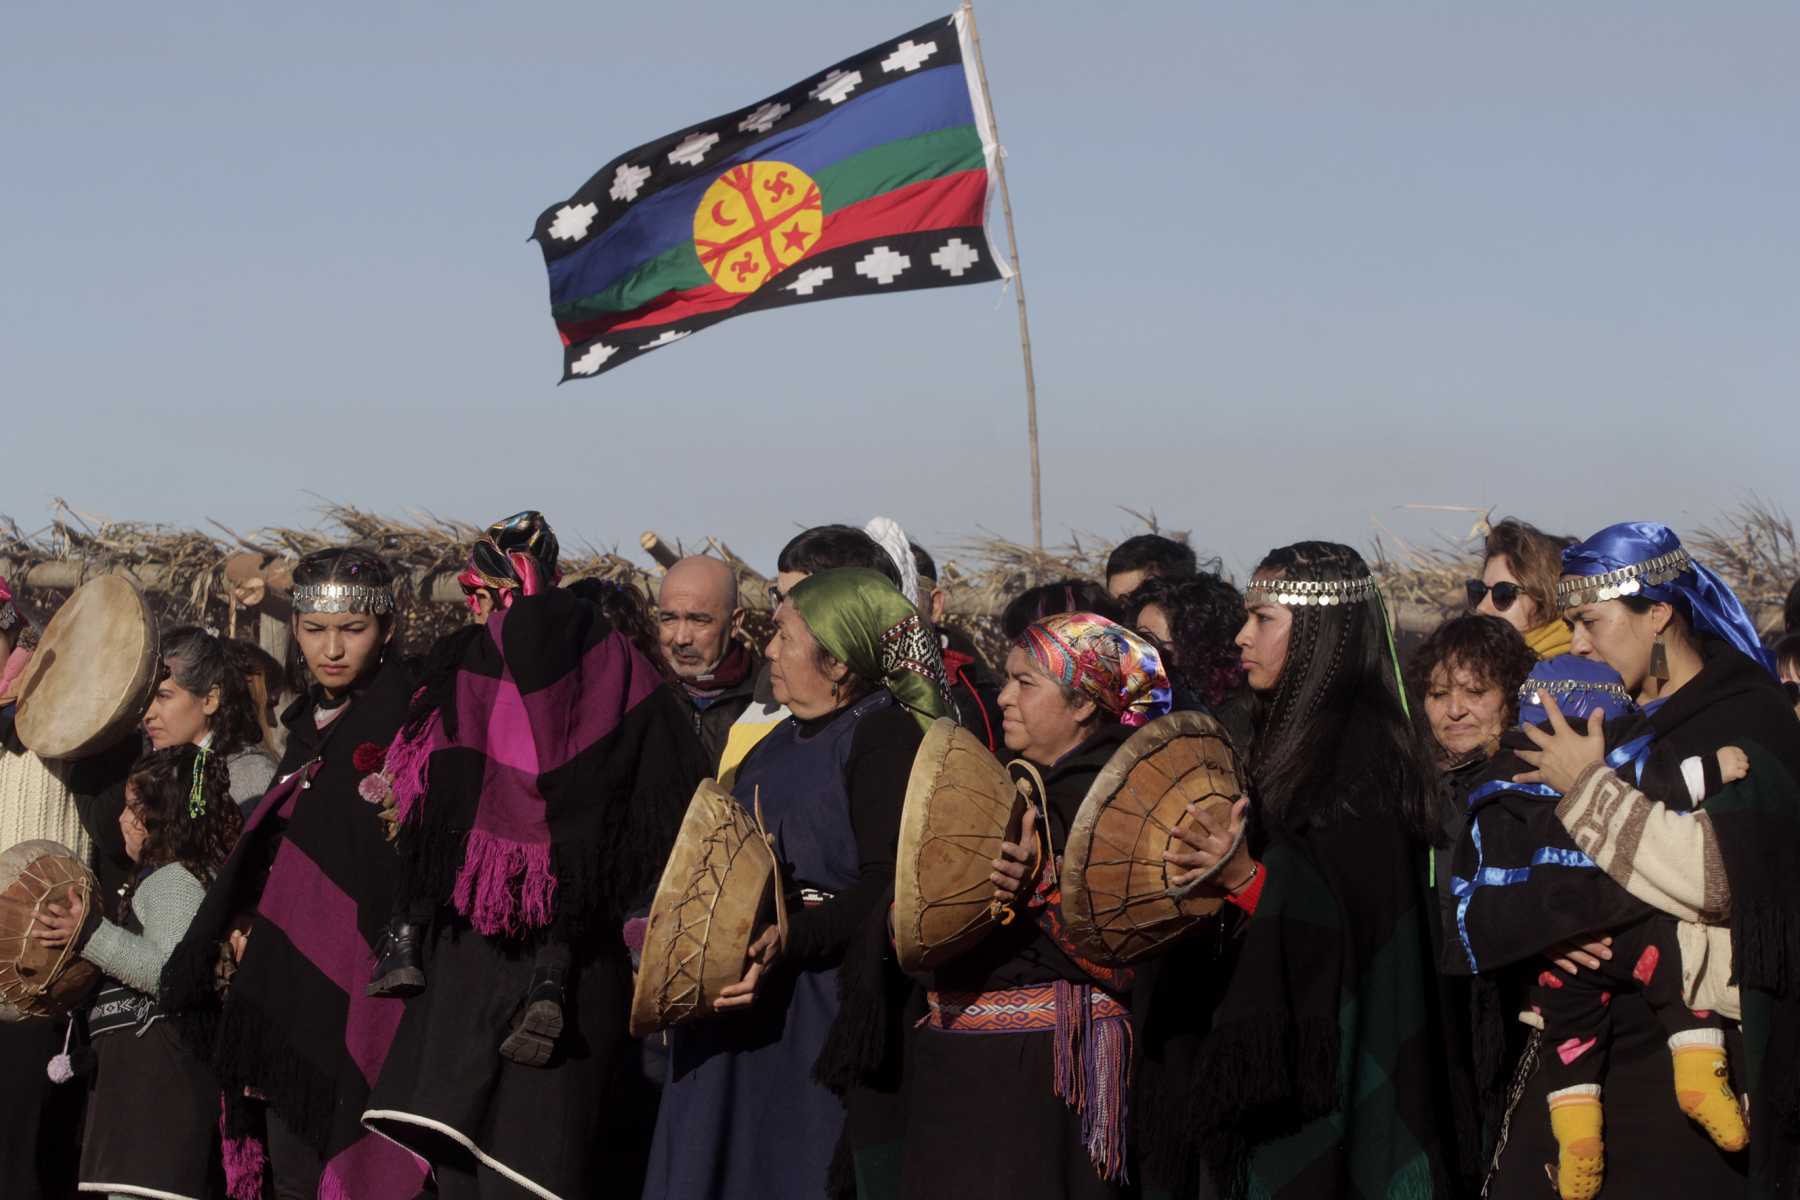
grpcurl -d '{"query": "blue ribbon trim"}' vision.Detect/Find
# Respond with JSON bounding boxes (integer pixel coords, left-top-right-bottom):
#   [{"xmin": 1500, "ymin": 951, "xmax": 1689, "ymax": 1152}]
[{"xmin": 1450, "ymin": 732, "xmax": 1655, "ymax": 972}]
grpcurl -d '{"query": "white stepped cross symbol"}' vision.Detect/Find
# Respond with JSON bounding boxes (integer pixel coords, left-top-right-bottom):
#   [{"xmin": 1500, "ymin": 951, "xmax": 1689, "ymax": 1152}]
[
  {"xmin": 881, "ymin": 40, "xmax": 938, "ymax": 73},
  {"xmin": 569, "ymin": 343, "xmax": 618, "ymax": 376},
  {"xmin": 739, "ymin": 102, "xmax": 789, "ymax": 134},
  {"xmin": 547, "ymin": 202, "xmax": 598, "ymax": 242},
  {"xmin": 667, "ymin": 131, "xmax": 720, "ymax": 167},
  {"xmin": 855, "ymin": 246, "xmax": 911, "ymax": 286},
  {"xmin": 610, "ymin": 163, "xmax": 651, "ymax": 203},
  {"xmin": 930, "ymin": 238, "xmax": 980, "ymax": 277},
  {"xmin": 809, "ymin": 70, "xmax": 862, "ymax": 105},
  {"xmin": 787, "ymin": 266, "xmax": 834, "ymax": 297}
]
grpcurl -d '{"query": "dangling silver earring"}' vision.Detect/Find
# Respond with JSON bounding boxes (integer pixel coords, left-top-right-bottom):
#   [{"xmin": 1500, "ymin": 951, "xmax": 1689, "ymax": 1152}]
[{"xmin": 1649, "ymin": 634, "xmax": 1670, "ymax": 684}]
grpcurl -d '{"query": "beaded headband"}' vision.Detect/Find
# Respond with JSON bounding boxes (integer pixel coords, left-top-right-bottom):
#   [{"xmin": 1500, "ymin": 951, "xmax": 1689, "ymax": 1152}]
[
  {"xmin": 1243, "ymin": 574, "xmax": 1377, "ymax": 608},
  {"xmin": 1555, "ymin": 547, "xmax": 1691, "ymax": 610},
  {"xmin": 1518, "ymin": 677, "xmax": 1631, "ymax": 705},
  {"xmin": 292, "ymin": 582, "xmax": 396, "ymax": 615}
]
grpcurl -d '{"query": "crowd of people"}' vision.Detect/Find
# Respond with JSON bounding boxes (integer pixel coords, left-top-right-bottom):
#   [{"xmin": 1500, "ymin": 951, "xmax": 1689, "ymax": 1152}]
[{"xmin": 2, "ymin": 510, "xmax": 1799, "ymax": 1200}]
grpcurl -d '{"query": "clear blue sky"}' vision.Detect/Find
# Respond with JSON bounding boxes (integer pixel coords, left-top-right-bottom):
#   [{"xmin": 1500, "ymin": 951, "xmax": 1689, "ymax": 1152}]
[{"xmin": 4, "ymin": 1, "xmax": 1796, "ymax": 579}]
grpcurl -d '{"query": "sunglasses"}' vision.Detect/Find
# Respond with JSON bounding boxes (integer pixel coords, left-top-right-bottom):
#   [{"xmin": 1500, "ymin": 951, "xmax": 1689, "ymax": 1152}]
[
  {"xmin": 1466, "ymin": 579, "xmax": 1523, "ymax": 613},
  {"xmin": 766, "ymin": 584, "xmax": 787, "ymax": 610}
]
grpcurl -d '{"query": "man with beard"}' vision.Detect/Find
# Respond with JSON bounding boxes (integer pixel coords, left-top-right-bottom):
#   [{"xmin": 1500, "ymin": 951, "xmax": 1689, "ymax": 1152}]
[{"xmin": 657, "ymin": 556, "xmax": 757, "ymax": 767}]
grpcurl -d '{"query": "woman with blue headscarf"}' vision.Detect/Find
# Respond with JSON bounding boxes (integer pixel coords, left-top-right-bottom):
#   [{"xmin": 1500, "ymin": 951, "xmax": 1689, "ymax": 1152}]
[{"xmin": 1488, "ymin": 522, "xmax": 1800, "ymax": 1197}]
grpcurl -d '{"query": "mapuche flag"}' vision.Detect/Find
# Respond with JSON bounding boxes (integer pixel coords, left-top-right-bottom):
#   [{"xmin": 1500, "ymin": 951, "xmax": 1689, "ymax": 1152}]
[{"xmin": 533, "ymin": 11, "xmax": 1011, "ymax": 380}]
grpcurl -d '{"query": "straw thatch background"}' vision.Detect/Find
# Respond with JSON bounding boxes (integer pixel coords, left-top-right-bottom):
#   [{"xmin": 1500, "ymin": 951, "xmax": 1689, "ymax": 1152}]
[{"xmin": 3, "ymin": 499, "xmax": 1794, "ymax": 679}]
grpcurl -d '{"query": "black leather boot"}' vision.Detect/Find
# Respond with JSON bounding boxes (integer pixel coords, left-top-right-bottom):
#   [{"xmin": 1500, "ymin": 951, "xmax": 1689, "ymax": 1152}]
[
  {"xmin": 364, "ymin": 920, "xmax": 427, "ymax": 998},
  {"xmin": 498, "ymin": 963, "xmax": 566, "ymax": 1067}
]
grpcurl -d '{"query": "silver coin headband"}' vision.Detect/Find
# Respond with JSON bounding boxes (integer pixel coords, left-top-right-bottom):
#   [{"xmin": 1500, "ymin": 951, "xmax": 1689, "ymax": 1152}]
[
  {"xmin": 1243, "ymin": 574, "xmax": 1377, "ymax": 608},
  {"xmin": 1518, "ymin": 677, "xmax": 1631, "ymax": 704},
  {"xmin": 1554, "ymin": 547, "xmax": 1690, "ymax": 611},
  {"xmin": 292, "ymin": 583, "xmax": 397, "ymax": 615}
]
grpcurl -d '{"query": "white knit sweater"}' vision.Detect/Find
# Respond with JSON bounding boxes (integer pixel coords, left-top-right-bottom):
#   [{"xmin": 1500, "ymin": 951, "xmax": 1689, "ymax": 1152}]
[{"xmin": 0, "ymin": 748, "xmax": 92, "ymax": 861}]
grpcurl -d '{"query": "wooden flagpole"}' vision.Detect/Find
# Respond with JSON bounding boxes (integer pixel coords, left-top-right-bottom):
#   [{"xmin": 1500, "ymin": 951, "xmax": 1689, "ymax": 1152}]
[{"xmin": 962, "ymin": 1, "xmax": 1044, "ymax": 558}]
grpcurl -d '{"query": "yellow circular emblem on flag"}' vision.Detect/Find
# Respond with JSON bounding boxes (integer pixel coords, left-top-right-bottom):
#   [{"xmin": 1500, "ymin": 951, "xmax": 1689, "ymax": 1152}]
[{"xmin": 693, "ymin": 161, "xmax": 824, "ymax": 295}]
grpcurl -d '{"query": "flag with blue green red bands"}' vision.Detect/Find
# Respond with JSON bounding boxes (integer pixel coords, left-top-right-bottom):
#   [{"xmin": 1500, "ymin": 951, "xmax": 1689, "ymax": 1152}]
[{"xmin": 533, "ymin": 11, "xmax": 1011, "ymax": 380}]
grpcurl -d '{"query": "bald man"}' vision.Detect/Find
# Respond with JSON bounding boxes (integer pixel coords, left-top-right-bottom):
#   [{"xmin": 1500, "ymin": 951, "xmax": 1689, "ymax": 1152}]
[{"xmin": 657, "ymin": 557, "xmax": 756, "ymax": 767}]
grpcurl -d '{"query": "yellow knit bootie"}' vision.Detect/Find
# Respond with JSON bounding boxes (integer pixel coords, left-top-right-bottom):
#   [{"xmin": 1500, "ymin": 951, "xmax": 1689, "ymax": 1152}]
[
  {"xmin": 1671, "ymin": 1030, "xmax": 1748, "ymax": 1152},
  {"xmin": 1547, "ymin": 1086, "xmax": 1604, "ymax": 1200}
]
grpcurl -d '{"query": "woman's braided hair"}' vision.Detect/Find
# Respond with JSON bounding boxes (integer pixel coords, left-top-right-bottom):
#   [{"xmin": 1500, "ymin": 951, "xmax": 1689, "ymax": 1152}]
[{"xmin": 1248, "ymin": 541, "xmax": 1439, "ymax": 841}]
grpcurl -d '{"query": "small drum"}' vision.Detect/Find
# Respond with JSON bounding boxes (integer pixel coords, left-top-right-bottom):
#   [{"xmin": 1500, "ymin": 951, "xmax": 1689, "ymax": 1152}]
[
  {"xmin": 1060, "ymin": 711, "xmax": 1248, "ymax": 966},
  {"xmin": 893, "ymin": 718, "xmax": 1041, "ymax": 975},
  {"xmin": 0, "ymin": 839, "xmax": 102, "ymax": 1021},
  {"xmin": 14, "ymin": 575, "xmax": 159, "ymax": 760},
  {"xmin": 629, "ymin": 780, "xmax": 787, "ymax": 1037}
]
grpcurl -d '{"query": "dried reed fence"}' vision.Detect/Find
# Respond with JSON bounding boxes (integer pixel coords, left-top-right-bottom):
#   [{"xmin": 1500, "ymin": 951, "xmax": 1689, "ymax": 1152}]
[{"xmin": 3, "ymin": 500, "xmax": 1793, "ymax": 677}]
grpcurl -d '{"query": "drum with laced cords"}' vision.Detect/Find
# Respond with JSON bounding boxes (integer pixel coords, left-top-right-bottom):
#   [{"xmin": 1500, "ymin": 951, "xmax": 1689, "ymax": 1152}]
[
  {"xmin": 629, "ymin": 780, "xmax": 787, "ymax": 1037},
  {"xmin": 893, "ymin": 718, "xmax": 1050, "ymax": 975},
  {"xmin": 1060, "ymin": 711, "xmax": 1248, "ymax": 966},
  {"xmin": 0, "ymin": 839, "xmax": 102, "ymax": 1022}
]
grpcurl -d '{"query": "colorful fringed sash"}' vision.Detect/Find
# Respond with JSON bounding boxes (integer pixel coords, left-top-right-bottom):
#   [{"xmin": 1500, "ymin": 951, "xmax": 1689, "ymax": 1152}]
[{"xmin": 926, "ymin": 982, "xmax": 1133, "ymax": 1183}]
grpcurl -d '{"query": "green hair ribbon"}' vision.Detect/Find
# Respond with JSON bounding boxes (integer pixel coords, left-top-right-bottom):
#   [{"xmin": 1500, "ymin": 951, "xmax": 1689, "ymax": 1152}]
[{"xmin": 189, "ymin": 745, "xmax": 210, "ymax": 819}]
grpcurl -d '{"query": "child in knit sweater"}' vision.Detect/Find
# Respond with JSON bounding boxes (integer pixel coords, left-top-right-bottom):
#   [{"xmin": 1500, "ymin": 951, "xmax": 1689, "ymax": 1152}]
[{"xmin": 35, "ymin": 744, "xmax": 241, "ymax": 1200}]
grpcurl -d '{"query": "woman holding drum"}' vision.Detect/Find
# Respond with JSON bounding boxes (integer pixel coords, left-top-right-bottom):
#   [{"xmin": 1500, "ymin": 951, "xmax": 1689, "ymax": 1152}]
[
  {"xmin": 1, "ymin": 573, "xmax": 159, "ymax": 1200},
  {"xmin": 1135, "ymin": 541, "xmax": 1459, "ymax": 1199},
  {"xmin": 642, "ymin": 567, "xmax": 951, "ymax": 1200},
  {"xmin": 162, "ymin": 548, "xmax": 427, "ymax": 1200},
  {"xmin": 33, "ymin": 743, "xmax": 241, "ymax": 1200},
  {"xmin": 903, "ymin": 612, "xmax": 1171, "ymax": 1199}
]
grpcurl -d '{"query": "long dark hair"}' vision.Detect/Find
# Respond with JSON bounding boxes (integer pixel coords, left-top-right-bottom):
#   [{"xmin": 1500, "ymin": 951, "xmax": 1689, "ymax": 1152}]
[
  {"xmin": 160, "ymin": 626, "xmax": 263, "ymax": 755},
  {"xmin": 122, "ymin": 745, "xmax": 241, "ymax": 916},
  {"xmin": 1249, "ymin": 541, "xmax": 1439, "ymax": 842}
]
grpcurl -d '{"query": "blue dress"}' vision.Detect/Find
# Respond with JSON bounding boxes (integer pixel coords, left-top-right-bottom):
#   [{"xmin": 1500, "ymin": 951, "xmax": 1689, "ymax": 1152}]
[{"xmin": 642, "ymin": 690, "xmax": 893, "ymax": 1200}]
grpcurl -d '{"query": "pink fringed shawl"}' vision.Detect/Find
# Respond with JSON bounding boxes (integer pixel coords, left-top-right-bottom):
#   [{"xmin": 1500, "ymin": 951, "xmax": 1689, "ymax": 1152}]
[{"xmin": 381, "ymin": 588, "xmax": 695, "ymax": 938}]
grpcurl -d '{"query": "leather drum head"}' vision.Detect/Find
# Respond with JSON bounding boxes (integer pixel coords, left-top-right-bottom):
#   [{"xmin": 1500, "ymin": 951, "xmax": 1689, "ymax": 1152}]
[
  {"xmin": 893, "ymin": 717, "xmax": 1025, "ymax": 975},
  {"xmin": 1060, "ymin": 711, "xmax": 1247, "ymax": 966},
  {"xmin": 629, "ymin": 780, "xmax": 785, "ymax": 1038},
  {"xmin": 0, "ymin": 840, "xmax": 101, "ymax": 1022},
  {"xmin": 14, "ymin": 576, "xmax": 159, "ymax": 760}
]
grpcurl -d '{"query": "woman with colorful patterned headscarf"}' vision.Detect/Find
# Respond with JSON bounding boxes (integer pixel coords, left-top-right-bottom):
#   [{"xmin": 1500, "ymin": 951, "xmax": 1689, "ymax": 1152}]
[
  {"xmin": 1486, "ymin": 522, "xmax": 1800, "ymax": 1199},
  {"xmin": 1132, "ymin": 541, "xmax": 1463, "ymax": 1199},
  {"xmin": 899, "ymin": 611, "xmax": 1168, "ymax": 1199},
  {"xmin": 643, "ymin": 568, "xmax": 952, "ymax": 1200}
]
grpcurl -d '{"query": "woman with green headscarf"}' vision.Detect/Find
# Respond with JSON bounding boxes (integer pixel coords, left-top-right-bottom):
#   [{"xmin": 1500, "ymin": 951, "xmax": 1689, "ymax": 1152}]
[{"xmin": 643, "ymin": 568, "xmax": 952, "ymax": 1200}]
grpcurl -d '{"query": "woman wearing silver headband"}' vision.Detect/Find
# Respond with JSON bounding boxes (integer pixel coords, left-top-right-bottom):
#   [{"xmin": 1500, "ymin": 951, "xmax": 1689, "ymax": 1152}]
[
  {"xmin": 162, "ymin": 547, "xmax": 430, "ymax": 1200},
  {"xmin": 1132, "ymin": 541, "xmax": 1460, "ymax": 1198},
  {"xmin": 1487, "ymin": 521, "xmax": 1800, "ymax": 1197}
]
